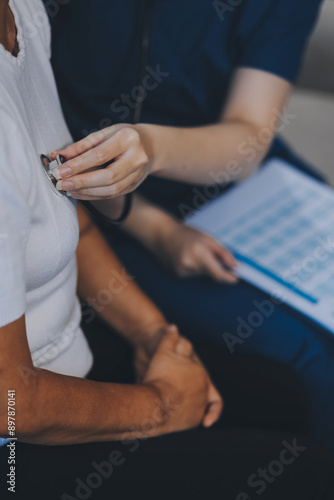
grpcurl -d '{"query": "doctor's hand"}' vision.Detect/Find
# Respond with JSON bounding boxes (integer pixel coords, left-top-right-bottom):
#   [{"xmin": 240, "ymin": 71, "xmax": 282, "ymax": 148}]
[
  {"xmin": 50, "ymin": 124, "xmax": 154, "ymax": 200},
  {"xmin": 154, "ymin": 221, "xmax": 238, "ymax": 284}
]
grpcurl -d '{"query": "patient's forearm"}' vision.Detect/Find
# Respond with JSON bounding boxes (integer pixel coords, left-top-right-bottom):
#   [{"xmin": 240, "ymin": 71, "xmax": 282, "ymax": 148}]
[
  {"xmin": 0, "ymin": 317, "xmax": 165, "ymax": 446},
  {"xmin": 76, "ymin": 205, "xmax": 167, "ymax": 342},
  {"xmin": 17, "ymin": 368, "xmax": 163, "ymax": 445}
]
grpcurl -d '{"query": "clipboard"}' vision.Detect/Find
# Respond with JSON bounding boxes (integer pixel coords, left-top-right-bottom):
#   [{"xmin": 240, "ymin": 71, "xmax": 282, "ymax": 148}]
[{"xmin": 187, "ymin": 159, "xmax": 334, "ymax": 334}]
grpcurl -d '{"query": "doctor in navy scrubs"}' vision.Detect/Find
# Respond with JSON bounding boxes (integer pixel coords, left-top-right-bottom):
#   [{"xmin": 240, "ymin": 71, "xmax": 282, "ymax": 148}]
[{"xmin": 46, "ymin": 0, "xmax": 334, "ymax": 452}]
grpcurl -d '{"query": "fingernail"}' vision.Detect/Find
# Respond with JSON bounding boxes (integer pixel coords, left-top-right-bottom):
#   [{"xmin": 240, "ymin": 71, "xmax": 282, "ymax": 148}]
[
  {"xmin": 59, "ymin": 166, "xmax": 72, "ymax": 178},
  {"xmin": 203, "ymin": 419, "xmax": 213, "ymax": 428},
  {"xmin": 56, "ymin": 180, "xmax": 73, "ymax": 191},
  {"xmin": 53, "ymin": 168, "xmax": 61, "ymax": 181}
]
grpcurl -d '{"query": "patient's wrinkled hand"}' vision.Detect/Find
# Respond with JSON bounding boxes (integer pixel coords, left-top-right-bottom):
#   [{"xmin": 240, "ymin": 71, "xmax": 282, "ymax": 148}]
[
  {"xmin": 143, "ymin": 326, "xmax": 223, "ymax": 433},
  {"xmin": 133, "ymin": 323, "xmax": 167, "ymax": 382}
]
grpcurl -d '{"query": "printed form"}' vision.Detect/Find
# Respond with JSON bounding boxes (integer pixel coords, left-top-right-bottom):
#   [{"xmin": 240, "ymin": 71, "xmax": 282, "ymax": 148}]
[{"xmin": 187, "ymin": 159, "xmax": 334, "ymax": 334}]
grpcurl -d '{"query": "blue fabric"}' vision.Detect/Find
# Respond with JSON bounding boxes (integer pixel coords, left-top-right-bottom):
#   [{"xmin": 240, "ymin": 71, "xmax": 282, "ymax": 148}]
[
  {"xmin": 100, "ymin": 227, "xmax": 334, "ymax": 454},
  {"xmin": 47, "ymin": 0, "xmax": 324, "ymax": 203},
  {"xmin": 48, "ymin": 0, "xmax": 321, "ymax": 131}
]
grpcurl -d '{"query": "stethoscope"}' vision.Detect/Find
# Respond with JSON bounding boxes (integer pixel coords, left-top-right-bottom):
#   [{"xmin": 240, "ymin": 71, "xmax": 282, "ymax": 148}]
[
  {"xmin": 41, "ymin": 0, "xmax": 155, "ymax": 225},
  {"xmin": 40, "ymin": 153, "xmax": 133, "ymax": 225}
]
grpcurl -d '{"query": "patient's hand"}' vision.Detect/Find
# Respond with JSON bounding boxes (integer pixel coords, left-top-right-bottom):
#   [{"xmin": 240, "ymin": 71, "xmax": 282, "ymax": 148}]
[
  {"xmin": 143, "ymin": 326, "xmax": 223, "ymax": 432},
  {"xmin": 155, "ymin": 221, "xmax": 238, "ymax": 283},
  {"xmin": 133, "ymin": 323, "xmax": 167, "ymax": 382}
]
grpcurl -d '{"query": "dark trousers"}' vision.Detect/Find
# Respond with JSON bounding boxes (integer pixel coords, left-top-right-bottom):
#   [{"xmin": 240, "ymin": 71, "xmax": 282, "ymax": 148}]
[
  {"xmin": 92, "ymin": 154, "xmax": 334, "ymax": 454},
  {"xmin": 97, "ymin": 203, "xmax": 334, "ymax": 454},
  {"xmin": 1, "ymin": 317, "xmax": 334, "ymax": 500}
]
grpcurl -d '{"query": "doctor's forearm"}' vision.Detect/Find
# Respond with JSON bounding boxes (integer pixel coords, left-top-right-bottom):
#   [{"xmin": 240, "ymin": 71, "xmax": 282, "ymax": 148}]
[
  {"xmin": 137, "ymin": 69, "xmax": 291, "ymax": 186},
  {"xmin": 138, "ymin": 120, "xmax": 270, "ymax": 185},
  {"xmin": 122, "ymin": 194, "xmax": 178, "ymax": 251}
]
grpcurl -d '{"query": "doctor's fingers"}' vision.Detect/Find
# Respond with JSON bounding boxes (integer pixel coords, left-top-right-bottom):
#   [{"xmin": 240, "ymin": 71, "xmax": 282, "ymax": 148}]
[
  {"xmin": 68, "ymin": 171, "xmax": 142, "ymax": 200},
  {"xmin": 55, "ymin": 138, "xmax": 125, "ymax": 179},
  {"xmin": 200, "ymin": 250, "xmax": 238, "ymax": 284},
  {"xmin": 56, "ymin": 150, "xmax": 143, "ymax": 191},
  {"xmin": 50, "ymin": 125, "xmax": 126, "ymax": 161},
  {"xmin": 53, "ymin": 126, "xmax": 146, "ymax": 179},
  {"xmin": 209, "ymin": 238, "xmax": 238, "ymax": 269}
]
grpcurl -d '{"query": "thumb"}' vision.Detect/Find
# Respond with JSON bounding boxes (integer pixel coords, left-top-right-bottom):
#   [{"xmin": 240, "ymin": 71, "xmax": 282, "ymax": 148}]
[
  {"xmin": 156, "ymin": 325, "xmax": 180, "ymax": 353},
  {"xmin": 202, "ymin": 381, "xmax": 223, "ymax": 428},
  {"xmin": 201, "ymin": 251, "xmax": 238, "ymax": 283}
]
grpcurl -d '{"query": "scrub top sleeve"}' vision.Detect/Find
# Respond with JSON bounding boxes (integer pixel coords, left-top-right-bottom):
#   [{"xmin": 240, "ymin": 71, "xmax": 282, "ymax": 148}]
[
  {"xmin": 239, "ymin": 0, "xmax": 323, "ymax": 83},
  {"xmin": 0, "ymin": 125, "xmax": 31, "ymax": 327}
]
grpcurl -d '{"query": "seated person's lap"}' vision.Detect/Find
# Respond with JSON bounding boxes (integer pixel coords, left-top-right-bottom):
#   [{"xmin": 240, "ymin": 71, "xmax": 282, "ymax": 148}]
[
  {"xmin": 99, "ymin": 227, "xmax": 334, "ymax": 452},
  {"xmin": 2, "ymin": 317, "xmax": 333, "ymax": 500}
]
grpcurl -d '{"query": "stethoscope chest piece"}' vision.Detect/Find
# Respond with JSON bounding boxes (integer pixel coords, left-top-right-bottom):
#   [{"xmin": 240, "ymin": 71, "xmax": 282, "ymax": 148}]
[{"xmin": 40, "ymin": 154, "xmax": 67, "ymax": 196}]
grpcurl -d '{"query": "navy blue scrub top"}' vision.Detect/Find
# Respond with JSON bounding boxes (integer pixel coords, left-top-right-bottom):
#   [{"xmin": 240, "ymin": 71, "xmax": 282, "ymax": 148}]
[{"xmin": 47, "ymin": 0, "xmax": 323, "ymax": 213}]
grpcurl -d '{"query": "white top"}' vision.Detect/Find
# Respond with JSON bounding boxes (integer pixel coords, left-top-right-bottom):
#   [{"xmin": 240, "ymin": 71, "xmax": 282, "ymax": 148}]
[{"xmin": 0, "ymin": 0, "xmax": 93, "ymax": 377}]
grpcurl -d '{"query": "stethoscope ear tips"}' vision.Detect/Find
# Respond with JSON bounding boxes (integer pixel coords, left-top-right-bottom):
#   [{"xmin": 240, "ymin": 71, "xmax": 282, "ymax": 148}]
[{"xmin": 40, "ymin": 153, "xmax": 67, "ymax": 196}]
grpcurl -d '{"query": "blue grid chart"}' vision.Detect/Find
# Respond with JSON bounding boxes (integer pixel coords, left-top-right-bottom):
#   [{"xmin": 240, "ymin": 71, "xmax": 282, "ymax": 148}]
[{"xmin": 216, "ymin": 183, "xmax": 334, "ymax": 305}]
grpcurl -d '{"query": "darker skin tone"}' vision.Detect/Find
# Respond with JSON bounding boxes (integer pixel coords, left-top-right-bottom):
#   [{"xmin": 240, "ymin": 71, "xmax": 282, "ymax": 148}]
[{"xmin": 0, "ymin": 0, "xmax": 18, "ymax": 56}]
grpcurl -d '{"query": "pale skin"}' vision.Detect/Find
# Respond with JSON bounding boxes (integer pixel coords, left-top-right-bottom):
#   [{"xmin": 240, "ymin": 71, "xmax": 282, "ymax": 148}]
[
  {"xmin": 123, "ymin": 194, "xmax": 239, "ymax": 283},
  {"xmin": 53, "ymin": 70, "xmax": 291, "ymax": 193},
  {"xmin": 51, "ymin": 64, "xmax": 291, "ymax": 284},
  {"xmin": 0, "ymin": 206, "xmax": 223, "ymax": 445}
]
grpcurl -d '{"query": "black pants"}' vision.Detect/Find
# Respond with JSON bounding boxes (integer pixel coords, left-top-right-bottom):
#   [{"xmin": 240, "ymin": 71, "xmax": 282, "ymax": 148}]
[{"xmin": 1, "ymin": 318, "xmax": 334, "ymax": 500}]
